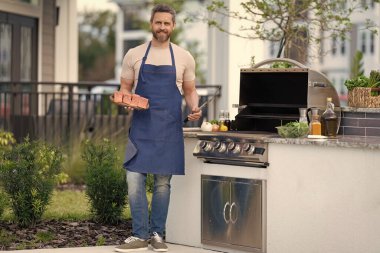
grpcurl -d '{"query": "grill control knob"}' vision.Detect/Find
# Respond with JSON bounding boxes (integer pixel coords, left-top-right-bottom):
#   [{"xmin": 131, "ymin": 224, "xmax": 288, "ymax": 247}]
[
  {"xmin": 214, "ymin": 141, "xmax": 227, "ymax": 153},
  {"xmin": 200, "ymin": 141, "xmax": 213, "ymax": 152},
  {"xmin": 243, "ymin": 143, "xmax": 255, "ymax": 155},
  {"xmin": 227, "ymin": 142, "xmax": 241, "ymax": 154}
]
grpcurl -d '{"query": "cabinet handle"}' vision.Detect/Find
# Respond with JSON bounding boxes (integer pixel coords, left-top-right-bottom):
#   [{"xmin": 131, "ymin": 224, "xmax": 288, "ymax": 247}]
[
  {"xmin": 223, "ymin": 201, "xmax": 230, "ymax": 224},
  {"xmin": 230, "ymin": 202, "xmax": 238, "ymax": 224}
]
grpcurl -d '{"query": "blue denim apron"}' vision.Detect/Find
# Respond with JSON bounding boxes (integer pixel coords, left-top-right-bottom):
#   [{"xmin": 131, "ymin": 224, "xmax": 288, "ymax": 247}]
[{"xmin": 123, "ymin": 42, "xmax": 185, "ymax": 175}]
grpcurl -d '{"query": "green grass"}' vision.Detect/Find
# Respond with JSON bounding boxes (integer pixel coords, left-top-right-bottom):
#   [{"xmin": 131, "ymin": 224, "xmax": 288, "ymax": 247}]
[
  {"xmin": 1, "ymin": 189, "xmax": 133, "ymax": 221},
  {"xmin": 43, "ymin": 190, "xmax": 91, "ymax": 220}
]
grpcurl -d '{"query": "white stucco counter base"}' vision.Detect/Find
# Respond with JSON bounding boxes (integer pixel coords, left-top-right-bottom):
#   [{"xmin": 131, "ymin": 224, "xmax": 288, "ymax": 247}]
[
  {"xmin": 167, "ymin": 135, "xmax": 380, "ymax": 253},
  {"xmin": 267, "ymin": 143, "xmax": 380, "ymax": 253}
]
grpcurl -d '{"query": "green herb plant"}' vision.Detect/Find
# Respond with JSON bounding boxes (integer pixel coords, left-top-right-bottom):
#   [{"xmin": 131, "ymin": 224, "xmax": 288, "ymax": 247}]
[{"xmin": 344, "ymin": 70, "xmax": 380, "ymax": 97}]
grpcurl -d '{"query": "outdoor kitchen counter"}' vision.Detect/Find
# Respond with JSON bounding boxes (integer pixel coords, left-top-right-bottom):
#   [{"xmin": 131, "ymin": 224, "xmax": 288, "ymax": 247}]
[
  {"xmin": 176, "ymin": 130, "xmax": 380, "ymax": 253},
  {"xmin": 183, "ymin": 130, "xmax": 380, "ymax": 150}
]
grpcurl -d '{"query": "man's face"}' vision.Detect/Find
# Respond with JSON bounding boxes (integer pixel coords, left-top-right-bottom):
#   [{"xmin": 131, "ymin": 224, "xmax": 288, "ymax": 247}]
[{"xmin": 150, "ymin": 12, "xmax": 175, "ymax": 43}]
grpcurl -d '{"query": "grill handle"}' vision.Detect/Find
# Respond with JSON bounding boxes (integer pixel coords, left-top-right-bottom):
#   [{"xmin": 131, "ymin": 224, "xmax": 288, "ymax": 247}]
[{"xmin": 252, "ymin": 58, "xmax": 308, "ymax": 69}]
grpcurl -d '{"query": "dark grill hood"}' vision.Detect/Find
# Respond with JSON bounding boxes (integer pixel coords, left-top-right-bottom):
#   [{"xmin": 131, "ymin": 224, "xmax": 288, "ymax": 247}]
[{"xmin": 234, "ymin": 58, "xmax": 341, "ymax": 132}]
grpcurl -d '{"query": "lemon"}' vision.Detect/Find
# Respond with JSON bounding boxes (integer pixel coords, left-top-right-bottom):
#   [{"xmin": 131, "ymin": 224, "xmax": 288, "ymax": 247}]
[{"xmin": 219, "ymin": 125, "xmax": 228, "ymax": 131}]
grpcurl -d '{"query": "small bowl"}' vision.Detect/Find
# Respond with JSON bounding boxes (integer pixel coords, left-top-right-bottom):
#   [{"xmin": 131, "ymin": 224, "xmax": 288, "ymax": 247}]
[{"xmin": 276, "ymin": 123, "xmax": 309, "ymax": 138}]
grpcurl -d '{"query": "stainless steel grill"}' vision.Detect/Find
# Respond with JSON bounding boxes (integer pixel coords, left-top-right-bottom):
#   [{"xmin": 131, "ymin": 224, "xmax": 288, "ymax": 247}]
[
  {"xmin": 193, "ymin": 132, "xmax": 270, "ymax": 168},
  {"xmin": 193, "ymin": 58, "xmax": 341, "ymax": 168}
]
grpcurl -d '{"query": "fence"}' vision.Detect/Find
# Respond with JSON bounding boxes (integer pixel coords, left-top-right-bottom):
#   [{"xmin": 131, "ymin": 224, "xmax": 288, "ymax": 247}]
[{"xmin": 0, "ymin": 81, "xmax": 221, "ymax": 146}]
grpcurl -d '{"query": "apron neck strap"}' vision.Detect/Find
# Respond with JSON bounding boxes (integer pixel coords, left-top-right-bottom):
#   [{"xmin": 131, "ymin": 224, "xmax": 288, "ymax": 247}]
[{"xmin": 142, "ymin": 41, "xmax": 175, "ymax": 67}]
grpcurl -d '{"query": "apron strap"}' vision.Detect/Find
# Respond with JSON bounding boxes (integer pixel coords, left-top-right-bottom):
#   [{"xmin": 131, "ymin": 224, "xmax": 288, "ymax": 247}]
[
  {"xmin": 169, "ymin": 43, "xmax": 175, "ymax": 67},
  {"xmin": 140, "ymin": 42, "xmax": 152, "ymax": 83},
  {"xmin": 139, "ymin": 41, "xmax": 176, "ymax": 83}
]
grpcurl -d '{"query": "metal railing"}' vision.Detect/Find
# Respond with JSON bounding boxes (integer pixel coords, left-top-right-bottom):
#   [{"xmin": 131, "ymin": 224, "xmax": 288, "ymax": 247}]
[{"xmin": 0, "ymin": 81, "xmax": 221, "ymax": 145}]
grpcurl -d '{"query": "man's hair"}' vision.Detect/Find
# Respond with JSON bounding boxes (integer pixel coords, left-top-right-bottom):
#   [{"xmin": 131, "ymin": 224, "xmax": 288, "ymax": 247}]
[{"xmin": 150, "ymin": 4, "xmax": 176, "ymax": 23}]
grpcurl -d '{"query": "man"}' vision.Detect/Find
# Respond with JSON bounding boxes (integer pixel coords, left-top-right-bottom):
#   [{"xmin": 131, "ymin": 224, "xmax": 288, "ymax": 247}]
[{"xmin": 115, "ymin": 4, "xmax": 201, "ymax": 253}]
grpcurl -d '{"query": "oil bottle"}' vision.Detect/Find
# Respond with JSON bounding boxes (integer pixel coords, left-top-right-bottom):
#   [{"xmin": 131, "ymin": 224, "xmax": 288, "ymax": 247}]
[
  {"xmin": 310, "ymin": 108, "xmax": 321, "ymax": 135},
  {"xmin": 321, "ymin": 97, "xmax": 338, "ymax": 137}
]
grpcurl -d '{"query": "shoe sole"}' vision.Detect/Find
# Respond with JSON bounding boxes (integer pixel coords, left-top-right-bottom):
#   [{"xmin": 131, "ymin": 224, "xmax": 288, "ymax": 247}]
[
  {"xmin": 151, "ymin": 247, "xmax": 168, "ymax": 252},
  {"xmin": 114, "ymin": 247, "xmax": 149, "ymax": 252}
]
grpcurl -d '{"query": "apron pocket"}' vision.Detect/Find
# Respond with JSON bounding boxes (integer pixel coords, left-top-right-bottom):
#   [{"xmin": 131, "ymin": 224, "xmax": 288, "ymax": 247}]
[
  {"xmin": 124, "ymin": 137, "xmax": 138, "ymax": 163},
  {"xmin": 132, "ymin": 108, "xmax": 179, "ymax": 141}
]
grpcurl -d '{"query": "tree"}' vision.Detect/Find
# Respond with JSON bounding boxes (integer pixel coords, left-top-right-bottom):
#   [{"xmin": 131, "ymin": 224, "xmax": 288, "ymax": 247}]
[
  {"xmin": 187, "ymin": 0, "xmax": 379, "ymax": 62},
  {"xmin": 79, "ymin": 10, "xmax": 116, "ymax": 81}
]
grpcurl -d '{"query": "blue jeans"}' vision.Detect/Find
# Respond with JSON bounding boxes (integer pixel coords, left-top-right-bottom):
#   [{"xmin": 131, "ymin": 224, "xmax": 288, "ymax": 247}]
[{"xmin": 126, "ymin": 170, "xmax": 172, "ymax": 240}]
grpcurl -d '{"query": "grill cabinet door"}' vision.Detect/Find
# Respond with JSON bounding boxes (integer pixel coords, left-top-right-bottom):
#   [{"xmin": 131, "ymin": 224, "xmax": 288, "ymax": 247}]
[
  {"xmin": 230, "ymin": 179, "xmax": 263, "ymax": 249},
  {"xmin": 201, "ymin": 176, "xmax": 231, "ymax": 245}
]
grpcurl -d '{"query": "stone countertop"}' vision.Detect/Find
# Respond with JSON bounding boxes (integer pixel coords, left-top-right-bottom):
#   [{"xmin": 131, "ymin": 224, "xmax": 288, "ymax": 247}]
[
  {"xmin": 342, "ymin": 107, "xmax": 380, "ymax": 113},
  {"xmin": 183, "ymin": 129, "xmax": 380, "ymax": 150}
]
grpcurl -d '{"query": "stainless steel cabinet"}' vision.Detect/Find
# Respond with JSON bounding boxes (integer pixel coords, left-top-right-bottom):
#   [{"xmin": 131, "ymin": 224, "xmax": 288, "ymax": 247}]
[{"xmin": 201, "ymin": 175, "xmax": 266, "ymax": 253}]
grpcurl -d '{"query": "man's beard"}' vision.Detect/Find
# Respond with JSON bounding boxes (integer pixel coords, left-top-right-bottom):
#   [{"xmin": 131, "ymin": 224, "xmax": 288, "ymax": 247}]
[{"xmin": 152, "ymin": 30, "xmax": 171, "ymax": 42}]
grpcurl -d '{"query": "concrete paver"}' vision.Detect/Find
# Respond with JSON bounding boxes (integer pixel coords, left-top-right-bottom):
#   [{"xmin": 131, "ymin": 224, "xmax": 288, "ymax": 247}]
[{"xmin": 1, "ymin": 243, "xmax": 219, "ymax": 253}]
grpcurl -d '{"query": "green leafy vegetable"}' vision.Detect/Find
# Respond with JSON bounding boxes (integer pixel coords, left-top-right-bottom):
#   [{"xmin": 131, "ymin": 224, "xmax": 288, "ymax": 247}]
[
  {"xmin": 368, "ymin": 70, "xmax": 380, "ymax": 88},
  {"xmin": 344, "ymin": 75, "xmax": 370, "ymax": 91},
  {"xmin": 276, "ymin": 122, "xmax": 309, "ymax": 138}
]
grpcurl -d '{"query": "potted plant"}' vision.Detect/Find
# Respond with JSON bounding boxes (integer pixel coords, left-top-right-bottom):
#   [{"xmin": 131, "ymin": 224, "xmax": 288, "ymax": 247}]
[{"xmin": 345, "ymin": 70, "xmax": 380, "ymax": 108}]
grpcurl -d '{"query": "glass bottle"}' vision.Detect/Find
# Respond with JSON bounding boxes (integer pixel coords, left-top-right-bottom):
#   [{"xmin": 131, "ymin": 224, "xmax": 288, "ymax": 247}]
[
  {"xmin": 224, "ymin": 111, "xmax": 231, "ymax": 130},
  {"xmin": 310, "ymin": 108, "xmax": 321, "ymax": 135},
  {"xmin": 218, "ymin": 110, "xmax": 226, "ymax": 130},
  {"xmin": 321, "ymin": 97, "xmax": 338, "ymax": 137},
  {"xmin": 299, "ymin": 108, "xmax": 308, "ymax": 124}
]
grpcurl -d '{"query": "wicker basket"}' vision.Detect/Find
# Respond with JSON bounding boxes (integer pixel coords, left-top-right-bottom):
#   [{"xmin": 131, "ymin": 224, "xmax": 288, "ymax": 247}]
[{"xmin": 347, "ymin": 87, "xmax": 380, "ymax": 108}]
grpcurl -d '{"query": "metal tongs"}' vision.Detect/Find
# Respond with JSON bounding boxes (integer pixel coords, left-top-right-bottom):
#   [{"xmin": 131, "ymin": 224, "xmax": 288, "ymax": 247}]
[{"xmin": 183, "ymin": 94, "xmax": 217, "ymax": 123}]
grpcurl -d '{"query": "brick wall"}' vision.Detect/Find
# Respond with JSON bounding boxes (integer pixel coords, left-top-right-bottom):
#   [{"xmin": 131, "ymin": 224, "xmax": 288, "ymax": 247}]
[{"xmin": 339, "ymin": 109, "xmax": 380, "ymax": 137}]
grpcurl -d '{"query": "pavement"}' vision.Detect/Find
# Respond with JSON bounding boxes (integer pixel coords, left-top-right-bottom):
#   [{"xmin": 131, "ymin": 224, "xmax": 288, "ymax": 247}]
[{"xmin": 1, "ymin": 244, "xmax": 218, "ymax": 253}]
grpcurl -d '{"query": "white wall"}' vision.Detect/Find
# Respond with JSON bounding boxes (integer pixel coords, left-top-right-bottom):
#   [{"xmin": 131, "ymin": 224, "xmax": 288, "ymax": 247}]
[
  {"xmin": 55, "ymin": 0, "xmax": 78, "ymax": 82},
  {"xmin": 207, "ymin": 0, "xmax": 265, "ymax": 119},
  {"xmin": 268, "ymin": 143, "xmax": 380, "ymax": 253}
]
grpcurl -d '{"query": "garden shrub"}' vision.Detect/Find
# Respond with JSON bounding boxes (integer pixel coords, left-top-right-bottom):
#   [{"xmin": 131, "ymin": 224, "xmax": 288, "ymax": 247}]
[
  {"xmin": 81, "ymin": 138, "xmax": 128, "ymax": 224},
  {"xmin": 0, "ymin": 130, "xmax": 15, "ymax": 218},
  {"xmin": 0, "ymin": 137, "xmax": 63, "ymax": 227},
  {"xmin": 0, "ymin": 190, "xmax": 8, "ymax": 218}
]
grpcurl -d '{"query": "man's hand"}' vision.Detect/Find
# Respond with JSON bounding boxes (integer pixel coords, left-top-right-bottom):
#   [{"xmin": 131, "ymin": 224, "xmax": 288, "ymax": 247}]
[{"xmin": 187, "ymin": 107, "xmax": 202, "ymax": 121}]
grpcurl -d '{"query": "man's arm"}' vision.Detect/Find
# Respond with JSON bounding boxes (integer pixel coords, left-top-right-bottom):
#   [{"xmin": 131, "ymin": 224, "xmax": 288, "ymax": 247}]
[
  {"xmin": 183, "ymin": 80, "xmax": 202, "ymax": 121},
  {"xmin": 120, "ymin": 77, "xmax": 134, "ymax": 93}
]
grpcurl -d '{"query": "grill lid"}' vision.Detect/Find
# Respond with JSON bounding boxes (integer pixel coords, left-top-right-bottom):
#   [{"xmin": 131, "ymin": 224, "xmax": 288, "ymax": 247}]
[{"xmin": 234, "ymin": 58, "xmax": 341, "ymax": 132}]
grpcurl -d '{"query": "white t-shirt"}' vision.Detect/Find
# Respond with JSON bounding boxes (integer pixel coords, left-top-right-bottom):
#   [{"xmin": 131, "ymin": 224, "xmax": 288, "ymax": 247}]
[{"xmin": 120, "ymin": 41, "xmax": 196, "ymax": 93}]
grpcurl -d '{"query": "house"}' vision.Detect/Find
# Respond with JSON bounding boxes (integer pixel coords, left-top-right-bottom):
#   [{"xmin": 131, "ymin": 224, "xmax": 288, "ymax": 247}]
[
  {"xmin": 0, "ymin": 0, "xmax": 78, "ymax": 83},
  {"xmin": 0, "ymin": 0, "xmax": 79, "ymax": 141}
]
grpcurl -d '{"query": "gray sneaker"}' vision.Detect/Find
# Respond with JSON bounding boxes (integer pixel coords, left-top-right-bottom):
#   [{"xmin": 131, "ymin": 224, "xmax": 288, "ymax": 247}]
[
  {"xmin": 114, "ymin": 236, "xmax": 149, "ymax": 252},
  {"xmin": 150, "ymin": 232, "xmax": 168, "ymax": 252}
]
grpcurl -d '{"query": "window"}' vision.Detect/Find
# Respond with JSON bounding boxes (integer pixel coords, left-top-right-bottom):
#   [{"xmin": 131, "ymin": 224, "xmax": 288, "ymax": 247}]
[
  {"xmin": 340, "ymin": 38, "xmax": 345, "ymax": 55},
  {"xmin": 370, "ymin": 32, "xmax": 375, "ymax": 54},
  {"xmin": 0, "ymin": 23, "xmax": 12, "ymax": 81},
  {"xmin": 123, "ymin": 39, "xmax": 144, "ymax": 55},
  {"xmin": 123, "ymin": 12, "xmax": 143, "ymax": 31},
  {"xmin": 361, "ymin": 32, "xmax": 366, "ymax": 53},
  {"xmin": 269, "ymin": 42, "xmax": 275, "ymax": 57},
  {"xmin": 332, "ymin": 37, "xmax": 337, "ymax": 55},
  {"xmin": 16, "ymin": 0, "xmax": 39, "ymax": 5}
]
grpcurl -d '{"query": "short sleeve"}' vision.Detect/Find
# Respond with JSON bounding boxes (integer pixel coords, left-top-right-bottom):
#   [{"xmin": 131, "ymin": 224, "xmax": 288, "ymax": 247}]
[
  {"xmin": 120, "ymin": 50, "xmax": 135, "ymax": 80},
  {"xmin": 183, "ymin": 51, "xmax": 196, "ymax": 82}
]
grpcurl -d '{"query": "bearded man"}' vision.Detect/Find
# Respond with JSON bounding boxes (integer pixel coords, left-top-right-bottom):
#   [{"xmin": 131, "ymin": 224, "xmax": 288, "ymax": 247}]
[{"xmin": 114, "ymin": 3, "xmax": 201, "ymax": 253}]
